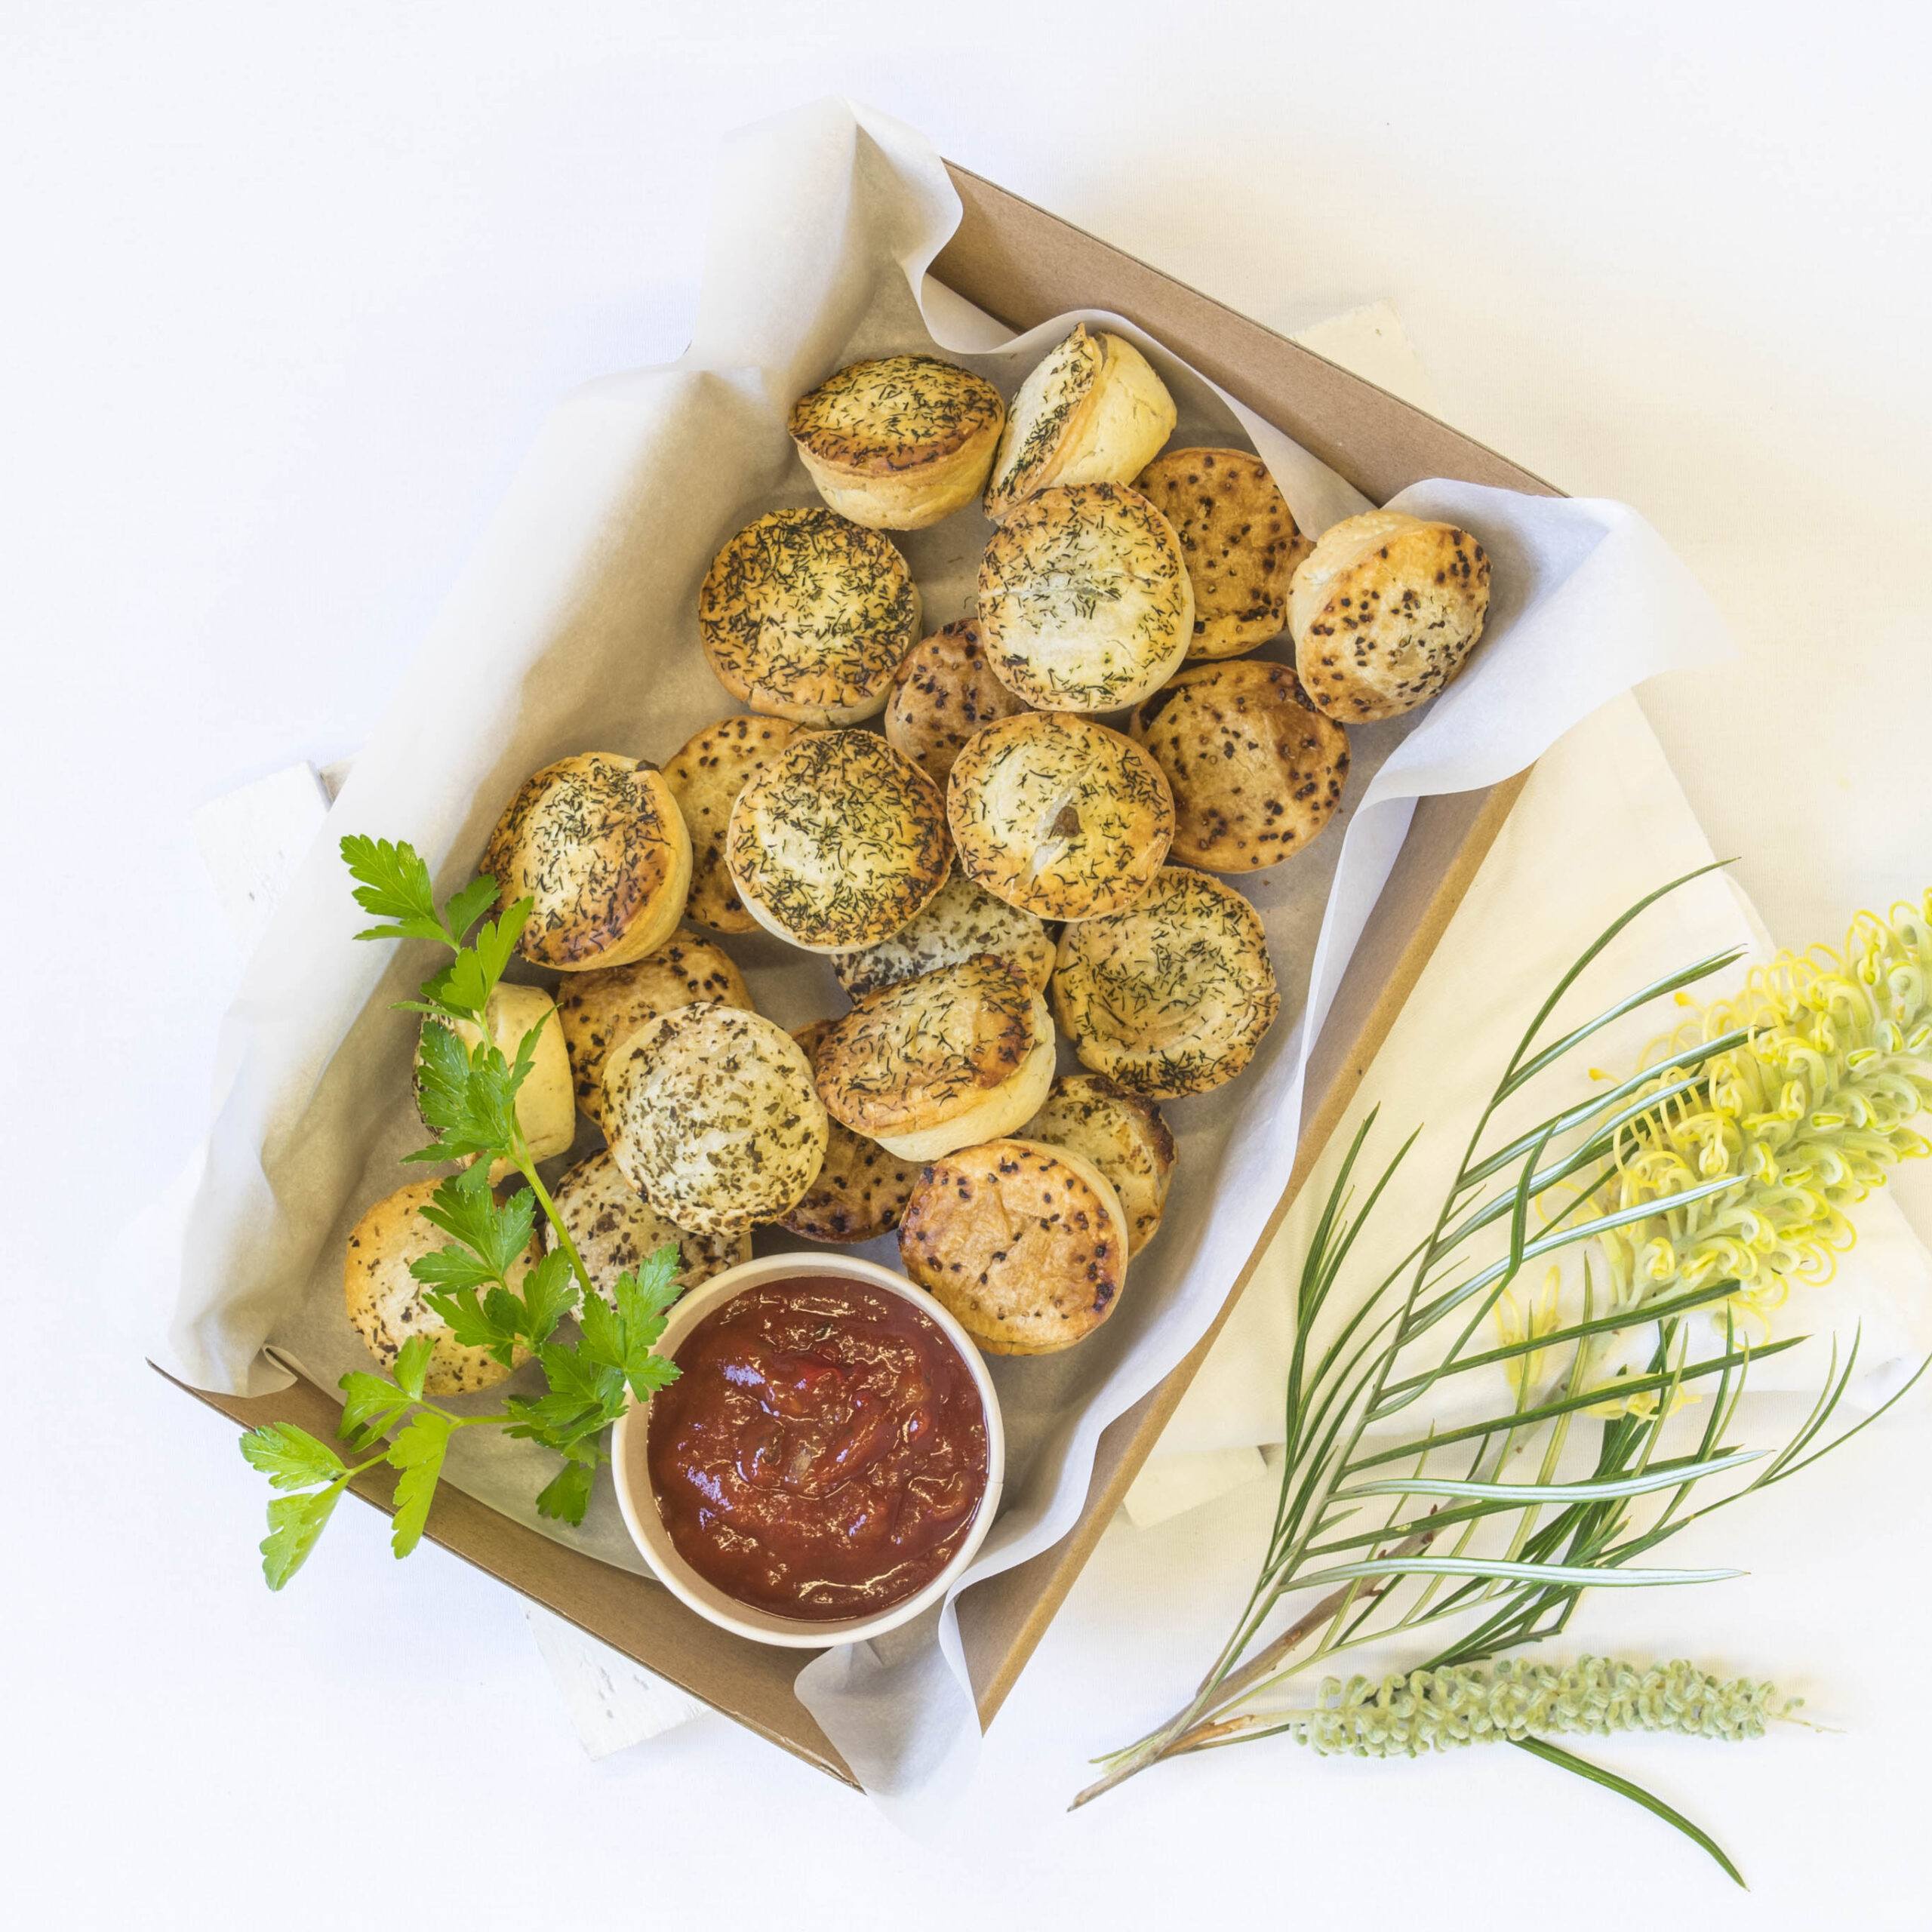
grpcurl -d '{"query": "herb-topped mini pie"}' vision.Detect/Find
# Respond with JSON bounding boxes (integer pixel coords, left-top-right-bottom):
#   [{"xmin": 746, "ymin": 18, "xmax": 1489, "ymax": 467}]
[
  {"xmin": 553, "ymin": 934, "xmax": 752, "ymax": 1128},
  {"xmin": 1051, "ymin": 866, "xmax": 1280, "ymax": 1098},
  {"xmin": 831, "ymin": 868, "xmax": 1055, "ymax": 1001},
  {"xmin": 1288, "ymin": 508, "xmax": 1492, "ymax": 721},
  {"xmin": 482, "ymin": 752, "xmax": 691, "ymax": 972},
  {"xmin": 983, "ymin": 324, "xmax": 1177, "ymax": 522},
  {"xmin": 898, "ymin": 1138, "xmax": 1130, "ymax": 1355},
  {"xmin": 977, "ymin": 483, "xmax": 1194, "ymax": 712},
  {"xmin": 788, "ymin": 354, "xmax": 1006, "ymax": 530},
  {"xmin": 947, "ymin": 711, "xmax": 1172, "ymax": 921},
  {"xmin": 813, "ymin": 954, "xmax": 1055, "ymax": 1162},
  {"xmin": 603, "ymin": 1003, "xmax": 828, "ymax": 1237},
  {"xmin": 727, "ymin": 729, "xmax": 951, "ymax": 952},
  {"xmin": 1132, "ymin": 447, "xmax": 1310, "ymax": 660},
  {"xmin": 1128, "ymin": 660, "xmax": 1349, "ymax": 872},
  {"xmin": 698, "ymin": 506, "xmax": 921, "ymax": 726}
]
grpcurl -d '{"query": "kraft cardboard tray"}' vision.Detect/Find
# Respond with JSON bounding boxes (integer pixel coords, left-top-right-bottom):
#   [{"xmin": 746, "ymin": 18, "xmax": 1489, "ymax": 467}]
[{"xmin": 157, "ymin": 162, "xmax": 1552, "ymax": 1785}]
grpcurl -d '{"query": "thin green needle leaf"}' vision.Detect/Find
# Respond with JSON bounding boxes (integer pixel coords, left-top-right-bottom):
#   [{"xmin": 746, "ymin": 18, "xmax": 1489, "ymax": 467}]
[
  {"xmin": 1335, "ymin": 1449, "xmax": 1761, "ymax": 1505},
  {"xmin": 1511, "ymin": 1738, "xmax": 1747, "ymax": 1889},
  {"xmin": 1284, "ymin": 1555, "xmax": 1744, "ymax": 1592}
]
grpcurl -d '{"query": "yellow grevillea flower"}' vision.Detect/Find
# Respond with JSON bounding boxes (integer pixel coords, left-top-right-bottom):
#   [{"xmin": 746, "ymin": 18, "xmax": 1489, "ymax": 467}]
[{"xmin": 1596, "ymin": 894, "xmax": 1932, "ymax": 1322}]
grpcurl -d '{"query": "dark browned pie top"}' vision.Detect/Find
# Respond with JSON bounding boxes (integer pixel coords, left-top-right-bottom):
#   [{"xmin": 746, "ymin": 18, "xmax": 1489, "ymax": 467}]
[{"xmin": 788, "ymin": 355, "xmax": 1005, "ymax": 476}]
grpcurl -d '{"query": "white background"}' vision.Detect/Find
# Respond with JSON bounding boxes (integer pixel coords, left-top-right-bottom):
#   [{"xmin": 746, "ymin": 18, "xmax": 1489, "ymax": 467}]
[{"xmin": 7, "ymin": 2, "xmax": 1931, "ymax": 1925}]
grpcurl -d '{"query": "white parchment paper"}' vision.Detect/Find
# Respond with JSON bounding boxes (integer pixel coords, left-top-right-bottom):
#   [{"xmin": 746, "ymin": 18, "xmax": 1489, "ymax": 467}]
[{"xmin": 152, "ymin": 98, "xmax": 1735, "ymax": 1799}]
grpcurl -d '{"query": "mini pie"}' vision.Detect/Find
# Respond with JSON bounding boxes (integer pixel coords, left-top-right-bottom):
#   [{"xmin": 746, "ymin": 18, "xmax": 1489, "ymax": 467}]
[
  {"xmin": 1132, "ymin": 446, "xmax": 1311, "ymax": 660},
  {"xmin": 881, "ymin": 619, "xmax": 1029, "ymax": 789},
  {"xmin": 553, "ymin": 934, "xmax": 752, "ymax": 1129},
  {"xmin": 546, "ymin": 1150, "xmax": 749, "ymax": 1306},
  {"xmin": 726, "ymin": 728, "xmax": 952, "ymax": 953},
  {"xmin": 977, "ymin": 482, "xmax": 1194, "ymax": 712},
  {"xmin": 774, "ymin": 1020, "xmax": 922, "ymax": 1243},
  {"xmin": 1052, "ymin": 865, "xmax": 1280, "ymax": 1098},
  {"xmin": 697, "ymin": 506, "xmax": 921, "ymax": 726},
  {"xmin": 787, "ymin": 353, "xmax": 1006, "ymax": 531},
  {"xmin": 1288, "ymin": 509, "xmax": 1492, "ymax": 721},
  {"xmin": 1128, "ymin": 660, "xmax": 1350, "ymax": 872},
  {"xmin": 983, "ymin": 324, "xmax": 1177, "ymax": 522},
  {"xmin": 603, "ymin": 1002, "xmax": 828, "ymax": 1237},
  {"xmin": 662, "ymin": 714, "xmax": 804, "ymax": 932},
  {"xmin": 344, "ymin": 1177, "xmax": 533, "ymax": 1395},
  {"xmin": 483, "ymin": 752, "xmax": 691, "ymax": 972},
  {"xmin": 814, "ymin": 954, "xmax": 1056, "ymax": 1162},
  {"xmin": 417, "ymin": 981, "xmax": 575, "ymax": 1180},
  {"xmin": 831, "ymin": 868, "xmax": 1056, "ymax": 1002},
  {"xmin": 1021, "ymin": 1072, "xmax": 1177, "ymax": 1257},
  {"xmin": 898, "ymin": 1138, "xmax": 1129, "ymax": 1355},
  {"xmin": 947, "ymin": 711, "xmax": 1173, "ymax": 921}
]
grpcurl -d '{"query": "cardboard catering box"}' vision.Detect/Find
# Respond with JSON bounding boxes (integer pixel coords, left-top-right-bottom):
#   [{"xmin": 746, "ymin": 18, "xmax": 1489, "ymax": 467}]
[{"xmin": 158, "ymin": 160, "xmax": 1549, "ymax": 1784}]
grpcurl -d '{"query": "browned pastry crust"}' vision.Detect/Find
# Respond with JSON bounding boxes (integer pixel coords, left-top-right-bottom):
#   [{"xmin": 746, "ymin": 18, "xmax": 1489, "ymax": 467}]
[
  {"xmin": 603, "ymin": 1001, "xmax": 828, "ymax": 1237},
  {"xmin": 1288, "ymin": 509, "xmax": 1492, "ymax": 721},
  {"xmin": 343, "ymin": 1177, "xmax": 532, "ymax": 1395},
  {"xmin": 1133, "ymin": 447, "xmax": 1311, "ymax": 659},
  {"xmin": 726, "ymin": 728, "xmax": 952, "ymax": 952},
  {"xmin": 787, "ymin": 355, "xmax": 1005, "ymax": 530},
  {"xmin": 774, "ymin": 1021, "xmax": 921, "ymax": 1242},
  {"xmin": 553, "ymin": 934, "xmax": 752, "ymax": 1128},
  {"xmin": 697, "ymin": 506, "xmax": 921, "ymax": 725},
  {"xmin": 482, "ymin": 752, "xmax": 691, "ymax": 972},
  {"xmin": 898, "ymin": 1137, "xmax": 1129, "ymax": 1355},
  {"xmin": 546, "ymin": 1150, "xmax": 749, "ymax": 1306},
  {"xmin": 947, "ymin": 711, "xmax": 1173, "ymax": 921},
  {"xmin": 1021, "ymin": 1072, "xmax": 1176, "ymax": 1257},
  {"xmin": 1128, "ymin": 660, "xmax": 1349, "ymax": 872},
  {"xmin": 977, "ymin": 482, "xmax": 1194, "ymax": 712},
  {"xmin": 882, "ymin": 619, "xmax": 1029, "ymax": 789},
  {"xmin": 1051, "ymin": 866, "xmax": 1279, "ymax": 1098},
  {"xmin": 813, "ymin": 953, "xmax": 1055, "ymax": 1161},
  {"xmin": 662, "ymin": 714, "xmax": 805, "ymax": 932}
]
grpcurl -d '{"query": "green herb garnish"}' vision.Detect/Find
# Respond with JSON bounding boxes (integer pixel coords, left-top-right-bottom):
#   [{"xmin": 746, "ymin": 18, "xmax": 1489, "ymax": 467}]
[{"xmin": 238, "ymin": 835, "xmax": 681, "ymax": 1588}]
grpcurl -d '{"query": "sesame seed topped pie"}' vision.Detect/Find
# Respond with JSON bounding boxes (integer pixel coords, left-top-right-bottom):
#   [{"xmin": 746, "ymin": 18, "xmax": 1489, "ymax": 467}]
[
  {"xmin": 482, "ymin": 752, "xmax": 692, "ymax": 973},
  {"xmin": 898, "ymin": 1138, "xmax": 1130, "ymax": 1355},
  {"xmin": 698, "ymin": 506, "xmax": 921, "ymax": 726},
  {"xmin": 1133, "ymin": 447, "xmax": 1310, "ymax": 660},
  {"xmin": 977, "ymin": 482, "xmax": 1195, "ymax": 712},
  {"xmin": 546, "ymin": 1150, "xmax": 750, "ymax": 1307},
  {"xmin": 1128, "ymin": 660, "xmax": 1350, "ymax": 873},
  {"xmin": 662, "ymin": 714, "xmax": 805, "ymax": 933},
  {"xmin": 788, "ymin": 354, "xmax": 1006, "ymax": 530},
  {"xmin": 1287, "ymin": 508, "xmax": 1492, "ymax": 721},
  {"xmin": 881, "ymin": 618, "xmax": 1029, "ymax": 789},
  {"xmin": 727, "ymin": 728, "xmax": 951, "ymax": 953}
]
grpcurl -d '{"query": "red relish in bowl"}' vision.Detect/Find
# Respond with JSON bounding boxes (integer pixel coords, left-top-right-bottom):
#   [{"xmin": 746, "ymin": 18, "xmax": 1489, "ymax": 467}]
[{"xmin": 645, "ymin": 1277, "xmax": 989, "ymax": 1622}]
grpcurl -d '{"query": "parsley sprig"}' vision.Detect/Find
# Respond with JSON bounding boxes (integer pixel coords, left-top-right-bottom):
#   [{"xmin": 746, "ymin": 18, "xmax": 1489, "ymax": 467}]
[{"xmin": 238, "ymin": 835, "xmax": 682, "ymax": 1589}]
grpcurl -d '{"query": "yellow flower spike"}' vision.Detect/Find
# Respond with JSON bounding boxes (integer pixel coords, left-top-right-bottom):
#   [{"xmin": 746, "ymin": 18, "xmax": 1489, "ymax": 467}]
[{"xmin": 1588, "ymin": 895, "xmax": 1932, "ymax": 1341}]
